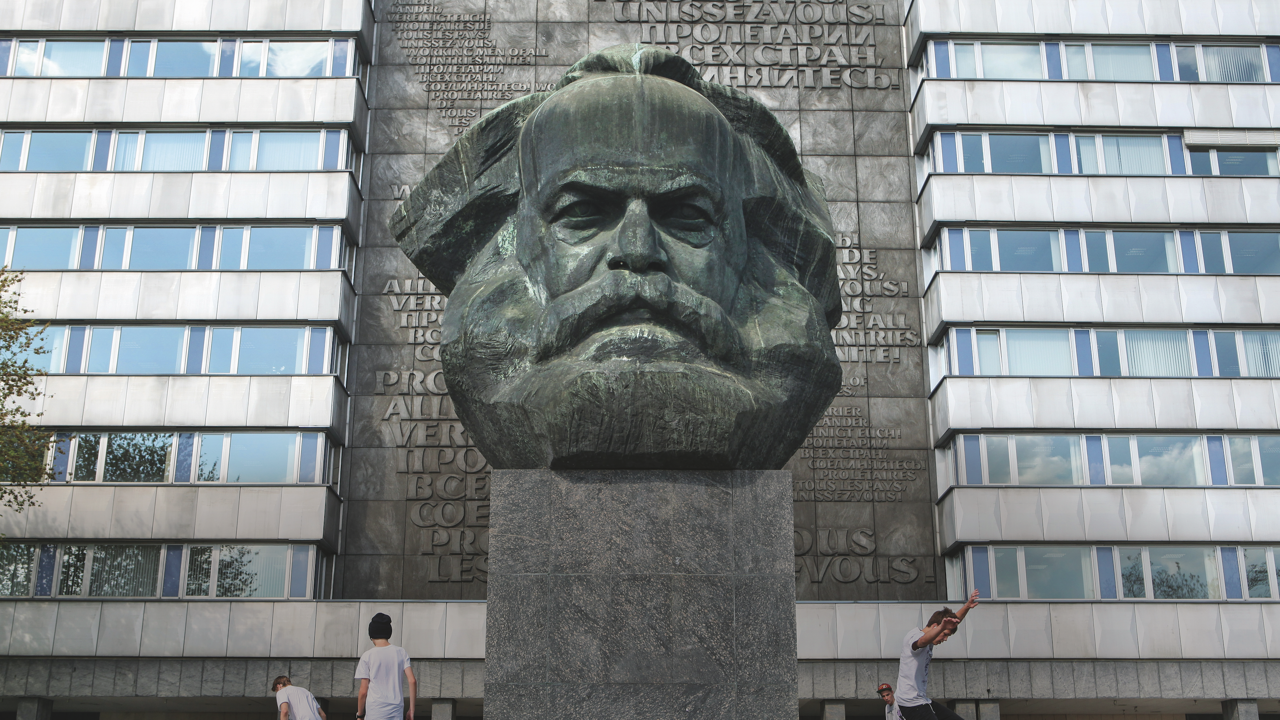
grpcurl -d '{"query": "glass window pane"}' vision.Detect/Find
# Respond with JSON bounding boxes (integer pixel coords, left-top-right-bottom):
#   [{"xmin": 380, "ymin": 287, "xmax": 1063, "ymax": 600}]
[
  {"xmin": 985, "ymin": 436, "xmax": 1010, "ymax": 484},
  {"xmin": 255, "ymin": 132, "xmax": 320, "ymax": 171},
  {"xmin": 1136, "ymin": 436, "xmax": 1205, "ymax": 486},
  {"xmin": 954, "ymin": 43, "xmax": 976, "ymax": 78},
  {"xmin": 1024, "ymin": 546, "xmax": 1093, "ymax": 599},
  {"xmin": 101, "ymin": 433, "xmax": 173, "ymax": 483},
  {"xmin": 113, "ymin": 132, "xmax": 138, "ymax": 171},
  {"xmin": 229, "ymin": 132, "xmax": 253, "ymax": 170},
  {"xmin": 41, "ymin": 41, "xmax": 103, "ymax": 76},
  {"xmin": 962, "ymin": 435, "xmax": 981, "ymax": 483},
  {"xmin": 1244, "ymin": 331, "xmax": 1280, "ymax": 378},
  {"xmin": 10, "ymin": 227, "xmax": 77, "ymax": 270},
  {"xmin": 1112, "ymin": 231, "xmax": 1174, "ymax": 273},
  {"xmin": 975, "ymin": 330, "xmax": 1001, "ymax": 375},
  {"xmin": 26, "ymin": 132, "xmax": 92, "ymax": 172},
  {"xmin": 13, "ymin": 40, "xmax": 39, "ymax": 76},
  {"xmin": 1014, "ymin": 435, "xmax": 1082, "ymax": 485},
  {"xmin": 1245, "ymin": 547, "xmax": 1271, "ymax": 599},
  {"xmin": 208, "ymin": 328, "xmax": 234, "ymax": 373},
  {"xmin": 1259, "ymin": 437, "xmax": 1280, "ymax": 485},
  {"xmin": 1149, "ymin": 546, "xmax": 1220, "ymax": 599},
  {"xmin": 0, "ymin": 544, "xmax": 35, "ymax": 596},
  {"xmin": 152, "ymin": 41, "xmax": 217, "ymax": 77},
  {"xmin": 1201, "ymin": 231, "xmax": 1226, "ymax": 272},
  {"xmin": 1097, "ymin": 547, "xmax": 1117, "ymax": 599},
  {"xmin": 289, "ymin": 545, "xmax": 311, "ymax": 598},
  {"xmin": 219, "ymin": 228, "xmax": 244, "ymax": 269},
  {"xmin": 1124, "ymin": 329, "xmax": 1191, "ymax": 376},
  {"xmin": 0, "ymin": 132, "xmax": 23, "ymax": 171},
  {"xmin": 1190, "ymin": 150, "xmax": 1213, "ymax": 176},
  {"xmin": 980, "ymin": 43, "xmax": 1042, "ymax": 79},
  {"xmin": 73, "ymin": 434, "xmax": 100, "ymax": 482},
  {"xmin": 225, "ymin": 433, "xmax": 298, "ymax": 484},
  {"xmin": 58, "ymin": 545, "xmax": 87, "ymax": 596},
  {"xmin": 1216, "ymin": 150, "xmax": 1278, "ymax": 177},
  {"xmin": 1203, "ymin": 46, "xmax": 1265, "ymax": 82},
  {"xmin": 238, "ymin": 41, "xmax": 263, "ymax": 77},
  {"xmin": 988, "ymin": 134, "xmax": 1051, "ymax": 173},
  {"xmin": 140, "ymin": 132, "xmax": 206, "ymax": 172},
  {"xmin": 996, "ymin": 230, "xmax": 1060, "ymax": 271},
  {"xmin": 1228, "ymin": 232, "xmax": 1280, "ymax": 274},
  {"xmin": 86, "ymin": 327, "xmax": 113, "ymax": 373},
  {"xmin": 236, "ymin": 328, "xmax": 305, "ymax": 375},
  {"xmin": 88, "ymin": 545, "xmax": 160, "ymax": 597},
  {"xmin": 1005, "ymin": 329, "xmax": 1072, "ymax": 375},
  {"xmin": 125, "ymin": 40, "xmax": 150, "ymax": 76},
  {"xmin": 15, "ymin": 326, "xmax": 64, "ymax": 374},
  {"xmin": 216, "ymin": 545, "xmax": 288, "ymax": 598},
  {"xmin": 185, "ymin": 546, "xmax": 212, "ymax": 596},
  {"xmin": 969, "ymin": 230, "xmax": 992, "ymax": 271},
  {"xmin": 961, "ymin": 134, "xmax": 984, "ymax": 172},
  {"xmin": 971, "ymin": 546, "xmax": 991, "ymax": 598},
  {"xmin": 101, "ymin": 227, "xmax": 126, "ymax": 269},
  {"xmin": 1101, "ymin": 136, "xmax": 1165, "ymax": 175},
  {"xmin": 1065, "ymin": 45, "xmax": 1088, "ymax": 79},
  {"xmin": 1108, "ymin": 437, "xmax": 1134, "ymax": 484},
  {"xmin": 265, "ymin": 41, "xmax": 329, "ymax": 77},
  {"xmin": 198, "ymin": 433, "xmax": 223, "ymax": 482},
  {"xmin": 1120, "ymin": 547, "xmax": 1146, "ymax": 598},
  {"xmin": 127, "ymin": 227, "xmax": 195, "ymax": 270},
  {"xmin": 246, "ymin": 227, "xmax": 313, "ymax": 270},
  {"xmin": 1092, "ymin": 44, "xmax": 1155, "ymax": 81},
  {"xmin": 115, "ymin": 327, "xmax": 185, "ymax": 374},
  {"xmin": 1075, "ymin": 136, "xmax": 1099, "ymax": 174},
  {"xmin": 993, "ymin": 547, "xmax": 1019, "ymax": 598},
  {"xmin": 1229, "ymin": 437, "xmax": 1256, "ymax": 484},
  {"xmin": 331, "ymin": 40, "xmax": 349, "ymax": 77},
  {"xmin": 1216, "ymin": 331, "xmax": 1241, "ymax": 377},
  {"xmin": 1176, "ymin": 45, "xmax": 1199, "ymax": 81}
]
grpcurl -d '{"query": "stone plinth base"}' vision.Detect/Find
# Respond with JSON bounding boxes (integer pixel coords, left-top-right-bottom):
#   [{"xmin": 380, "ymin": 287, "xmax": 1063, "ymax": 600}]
[{"xmin": 484, "ymin": 469, "xmax": 798, "ymax": 720}]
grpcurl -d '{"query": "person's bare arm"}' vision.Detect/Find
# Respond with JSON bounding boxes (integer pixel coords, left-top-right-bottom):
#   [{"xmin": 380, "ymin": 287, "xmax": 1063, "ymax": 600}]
[
  {"xmin": 357, "ymin": 679, "xmax": 370, "ymax": 718},
  {"xmin": 278, "ymin": 702, "xmax": 289, "ymax": 720},
  {"xmin": 911, "ymin": 617, "xmax": 960, "ymax": 649},
  {"xmin": 405, "ymin": 666, "xmax": 418, "ymax": 720},
  {"xmin": 955, "ymin": 591, "xmax": 980, "ymax": 622},
  {"xmin": 317, "ymin": 706, "xmax": 326, "ymax": 720}
]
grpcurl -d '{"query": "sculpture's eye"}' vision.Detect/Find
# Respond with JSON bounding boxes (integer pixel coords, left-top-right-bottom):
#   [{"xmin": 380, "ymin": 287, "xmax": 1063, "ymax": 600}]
[
  {"xmin": 558, "ymin": 200, "xmax": 603, "ymax": 221},
  {"xmin": 655, "ymin": 200, "xmax": 714, "ymax": 233},
  {"xmin": 668, "ymin": 203, "xmax": 710, "ymax": 222}
]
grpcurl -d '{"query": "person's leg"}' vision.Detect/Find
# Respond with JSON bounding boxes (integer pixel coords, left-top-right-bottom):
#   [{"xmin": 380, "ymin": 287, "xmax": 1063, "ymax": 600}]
[
  {"xmin": 899, "ymin": 705, "xmax": 941, "ymax": 720},
  {"xmin": 928, "ymin": 701, "xmax": 968, "ymax": 720}
]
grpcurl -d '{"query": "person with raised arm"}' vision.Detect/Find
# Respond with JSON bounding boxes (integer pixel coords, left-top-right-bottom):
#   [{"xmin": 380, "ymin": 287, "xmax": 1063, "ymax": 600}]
[{"xmin": 894, "ymin": 591, "xmax": 980, "ymax": 720}]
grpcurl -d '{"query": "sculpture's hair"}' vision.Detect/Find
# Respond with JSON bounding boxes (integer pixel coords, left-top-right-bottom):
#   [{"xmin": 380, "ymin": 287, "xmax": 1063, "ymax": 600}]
[{"xmin": 389, "ymin": 44, "xmax": 841, "ymax": 326}]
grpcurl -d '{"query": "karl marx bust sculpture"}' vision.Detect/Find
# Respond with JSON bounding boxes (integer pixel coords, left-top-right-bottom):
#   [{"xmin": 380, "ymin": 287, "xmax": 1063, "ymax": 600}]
[{"xmin": 390, "ymin": 45, "xmax": 841, "ymax": 469}]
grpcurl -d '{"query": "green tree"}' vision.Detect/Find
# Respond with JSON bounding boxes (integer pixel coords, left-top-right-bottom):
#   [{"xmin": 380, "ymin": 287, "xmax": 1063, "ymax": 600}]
[{"xmin": 0, "ymin": 269, "xmax": 53, "ymax": 512}]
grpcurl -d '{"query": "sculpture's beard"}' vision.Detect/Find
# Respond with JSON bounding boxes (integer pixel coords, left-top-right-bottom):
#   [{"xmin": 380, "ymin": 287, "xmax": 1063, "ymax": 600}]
[
  {"xmin": 533, "ymin": 271, "xmax": 745, "ymax": 369},
  {"xmin": 440, "ymin": 244, "xmax": 841, "ymax": 470}
]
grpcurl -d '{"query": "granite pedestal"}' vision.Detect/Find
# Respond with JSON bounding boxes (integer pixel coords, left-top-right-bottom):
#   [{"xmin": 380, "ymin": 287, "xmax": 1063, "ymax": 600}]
[{"xmin": 485, "ymin": 469, "xmax": 798, "ymax": 720}]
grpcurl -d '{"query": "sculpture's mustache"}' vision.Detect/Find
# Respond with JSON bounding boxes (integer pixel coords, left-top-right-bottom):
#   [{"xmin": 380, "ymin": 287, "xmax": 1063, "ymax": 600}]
[{"xmin": 533, "ymin": 272, "xmax": 745, "ymax": 365}]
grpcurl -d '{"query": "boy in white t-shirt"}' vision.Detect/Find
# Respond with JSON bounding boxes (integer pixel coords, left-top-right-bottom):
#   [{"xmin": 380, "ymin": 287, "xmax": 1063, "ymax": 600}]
[
  {"xmin": 272, "ymin": 676, "xmax": 326, "ymax": 720},
  {"xmin": 355, "ymin": 612, "xmax": 417, "ymax": 720},
  {"xmin": 895, "ymin": 591, "xmax": 980, "ymax": 720}
]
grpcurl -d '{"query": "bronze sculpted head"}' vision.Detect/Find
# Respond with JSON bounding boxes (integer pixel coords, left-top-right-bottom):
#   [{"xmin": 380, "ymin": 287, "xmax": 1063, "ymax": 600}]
[{"xmin": 390, "ymin": 45, "xmax": 842, "ymax": 469}]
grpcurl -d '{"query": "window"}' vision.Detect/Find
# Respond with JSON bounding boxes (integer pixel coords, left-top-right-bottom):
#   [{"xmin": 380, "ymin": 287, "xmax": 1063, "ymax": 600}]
[
  {"xmin": 932, "ymin": 132, "xmax": 1177, "ymax": 176},
  {"xmin": 49, "ymin": 431, "xmax": 329, "ymax": 484},
  {"xmin": 1184, "ymin": 146, "xmax": 1279, "ymax": 177},
  {"xmin": 0, "ymin": 38, "xmax": 356, "ymax": 78},
  {"xmin": 41, "ymin": 325, "xmax": 334, "ymax": 376},
  {"xmin": 952, "ymin": 433, "xmax": 1280, "ymax": 486},
  {"xmin": 0, "ymin": 224, "xmax": 347, "ymax": 271},
  {"xmin": 927, "ymin": 40, "xmax": 1280, "ymax": 83},
  {"xmin": 0, "ymin": 129, "xmax": 348, "ymax": 172},
  {"xmin": 2, "ymin": 543, "xmax": 314, "ymax": 599},
  {"xmin": 965, "ymin": 545, "xmax": 1280, "ymax": 601}
]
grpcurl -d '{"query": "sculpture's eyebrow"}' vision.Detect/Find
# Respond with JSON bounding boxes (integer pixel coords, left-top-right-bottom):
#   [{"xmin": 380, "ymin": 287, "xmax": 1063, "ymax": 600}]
[{"xmin": 550, "ymin": 168, "xmax": 723, "ymax": 204}]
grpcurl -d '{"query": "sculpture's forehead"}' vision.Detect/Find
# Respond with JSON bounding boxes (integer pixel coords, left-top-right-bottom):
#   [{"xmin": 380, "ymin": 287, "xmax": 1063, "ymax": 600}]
[{"xmin": 522, "ymin": 75, "xmax": 740, "ymax": 187}]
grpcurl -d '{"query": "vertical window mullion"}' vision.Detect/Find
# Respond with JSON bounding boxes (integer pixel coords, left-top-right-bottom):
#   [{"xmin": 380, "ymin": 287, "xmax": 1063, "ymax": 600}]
[
  {"xmin": 108, "ymin": 327, "xmax": 121, "ymax": 374},
  {"xmin": 981, "ymin": 133, "xmax": 991, "ymax": 173},
  {"xmin": 1016, "ymin": 547, "xmax": 1028, "ymax": 599},
  {"xmin": 19, "ymin": 131, "xmax": 31, "ymax": 171}
]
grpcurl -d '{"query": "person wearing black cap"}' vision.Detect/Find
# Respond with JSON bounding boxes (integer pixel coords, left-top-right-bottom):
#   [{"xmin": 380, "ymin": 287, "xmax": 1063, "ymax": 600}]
[{"xmin": 355, "ymin": 613, "xmax": 416, "ymax": 720}]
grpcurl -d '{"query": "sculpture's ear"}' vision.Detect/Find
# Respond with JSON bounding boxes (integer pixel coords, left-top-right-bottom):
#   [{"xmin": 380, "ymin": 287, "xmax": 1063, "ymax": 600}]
[{"xmin": 389, "ymin": 92, "xmax": 550, "ymax": 296}]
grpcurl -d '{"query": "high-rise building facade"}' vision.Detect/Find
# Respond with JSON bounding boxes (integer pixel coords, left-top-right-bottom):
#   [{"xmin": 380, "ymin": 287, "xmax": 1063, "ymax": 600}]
[{"xmin": 0, "ymin": 0, "xmax": 1277, "ymax": 718}]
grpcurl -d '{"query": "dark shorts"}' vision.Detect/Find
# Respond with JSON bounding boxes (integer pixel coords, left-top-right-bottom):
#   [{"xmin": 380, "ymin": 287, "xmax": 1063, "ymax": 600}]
[{"xmin": 900, "ymin": 701, "xmax": 967, "ymax": 720}]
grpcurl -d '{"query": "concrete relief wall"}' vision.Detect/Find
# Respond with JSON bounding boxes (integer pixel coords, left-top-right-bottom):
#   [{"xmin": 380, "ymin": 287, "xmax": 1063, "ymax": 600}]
[{"xmin": 351, "ymin": 0, "xmax": 935, "ymax": 602}]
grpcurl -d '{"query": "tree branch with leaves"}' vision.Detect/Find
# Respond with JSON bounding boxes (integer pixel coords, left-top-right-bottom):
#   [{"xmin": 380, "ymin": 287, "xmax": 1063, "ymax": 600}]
[{"xmin": 0, "ymin": 269, "xmax": 53, "ymax": 513}]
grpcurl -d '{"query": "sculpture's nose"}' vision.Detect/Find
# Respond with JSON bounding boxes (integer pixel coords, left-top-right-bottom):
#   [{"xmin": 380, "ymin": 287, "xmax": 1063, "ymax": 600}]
[{"xmin": 606, "ymin": 198, "xmax": 668, "ymax": 274}]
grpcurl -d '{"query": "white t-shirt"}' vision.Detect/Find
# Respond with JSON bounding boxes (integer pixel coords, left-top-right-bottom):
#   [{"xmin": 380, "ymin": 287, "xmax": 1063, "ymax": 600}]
[
  {"xmin": 276, "ymin": 685, "xmax": 323, "ymax": 720},
  {"xmin": 355, "ymin": 644, "xmax": 412, "ymax": 720},
  {"xmin": 886, "ymin": 702, "xmax": 905, "ymax": 720},
  {"xmin": 895, "ymin": 627, "xmax": 932, "ymax": 707}
]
